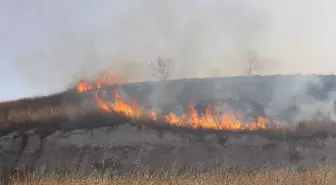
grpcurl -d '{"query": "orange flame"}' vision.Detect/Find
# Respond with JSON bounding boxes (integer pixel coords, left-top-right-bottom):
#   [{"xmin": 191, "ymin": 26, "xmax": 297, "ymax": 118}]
[
  {"xmin": 76, "ymin": 80, "xmax": 93, "ymax": 93},
  {"xmin": 76, "ymin": 73, "xmax": 284, "ymax": 131}
]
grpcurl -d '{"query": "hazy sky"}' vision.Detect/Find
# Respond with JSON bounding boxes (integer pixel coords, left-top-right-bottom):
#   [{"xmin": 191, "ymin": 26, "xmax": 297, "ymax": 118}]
[{"xmin": 1, "ymin": 0, "xmax": 336, "ymax": 101}]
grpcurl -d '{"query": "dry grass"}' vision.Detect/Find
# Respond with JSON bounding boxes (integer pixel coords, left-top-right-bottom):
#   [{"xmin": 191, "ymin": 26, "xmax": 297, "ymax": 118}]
[
  {"xmin": 5, "ymin": 100, "xmax": 97, "ymax": 122},
  {"xmin": 5, "ymin": 167, "xmax": 336, "ymax": 185},
  {"xmin": 0, "ymin": 100, "xmax": 98, "ymax": 127},
  {"xmin": 0, "ymin": 88, "xmax": 100, "ymax": 126}
]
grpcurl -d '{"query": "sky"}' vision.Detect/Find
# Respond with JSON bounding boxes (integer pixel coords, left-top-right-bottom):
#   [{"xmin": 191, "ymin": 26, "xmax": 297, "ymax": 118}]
[{"xmin": 0, "ymin": 0, "xmax": 336, "ymax": 101}]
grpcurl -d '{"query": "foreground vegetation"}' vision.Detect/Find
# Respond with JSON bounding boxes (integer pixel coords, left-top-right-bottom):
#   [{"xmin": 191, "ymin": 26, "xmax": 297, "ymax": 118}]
[{"xmin": 4, "ymin": 167, "xmax": 336, "ymax": 185}]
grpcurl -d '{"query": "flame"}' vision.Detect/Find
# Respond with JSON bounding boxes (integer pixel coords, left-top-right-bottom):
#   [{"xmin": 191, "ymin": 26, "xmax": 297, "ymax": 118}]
[
  {"xmin": 76, "ymin": 73, "xmax": 285, "ymax": 131},
  {"xmin": 96, "ymin": 73, "xmax": 127, "ymax": 88},
  {"xmin": 76, "ymin": 80, "xmax": 93, "ymax": 93}
]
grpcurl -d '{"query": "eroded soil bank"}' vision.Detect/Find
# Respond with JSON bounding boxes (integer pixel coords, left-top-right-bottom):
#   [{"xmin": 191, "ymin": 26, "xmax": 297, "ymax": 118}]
[{"xmin": 1, "ymin": 122, "xmax": 335, "ymax": 178}]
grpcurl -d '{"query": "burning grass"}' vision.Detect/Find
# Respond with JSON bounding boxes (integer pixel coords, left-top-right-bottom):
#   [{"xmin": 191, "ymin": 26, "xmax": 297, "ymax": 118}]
[
  {"xmin": 2, "ymin": 73, "xmax": 335, "ymax": 135},
  {"xmin": 0, "ymin": 72, "xmax": 290, "ymax": 133},
  {"xmin": 76, "ymin": 73, "xmax": 289, "ymax": 131},
  {"xmin": 5, "ymin": 166, "xmax": 336, "ymax": 185}
]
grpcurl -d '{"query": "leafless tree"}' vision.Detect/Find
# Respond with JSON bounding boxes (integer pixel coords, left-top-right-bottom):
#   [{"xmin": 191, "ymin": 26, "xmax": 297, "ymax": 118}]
[
  {"xmin": 148, "ymin": 57, "xmax": 173, "ymax": 80},
  {"xmin": 245, "ymin": 50, "xmax": 260, "ymax": 76}
]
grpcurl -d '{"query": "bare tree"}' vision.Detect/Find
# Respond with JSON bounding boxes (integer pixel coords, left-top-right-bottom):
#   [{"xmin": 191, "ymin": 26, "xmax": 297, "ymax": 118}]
[
  {"xmin": 148, "ymin": 57, "xmax": 173, "ymax": 80},
  {"xmin": 245, "ymin": 50, "xmax": 260, "ymax": 76}
]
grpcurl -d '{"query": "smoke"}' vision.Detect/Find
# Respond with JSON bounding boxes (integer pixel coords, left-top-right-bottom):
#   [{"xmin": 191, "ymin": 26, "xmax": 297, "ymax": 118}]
[
  {"xmin": 3, "ymin": 1, "xmax": 329, "ymax": 88},
  {"xmin": 2, "ymin": 0, "xmax": 336, "ymax": 116}
]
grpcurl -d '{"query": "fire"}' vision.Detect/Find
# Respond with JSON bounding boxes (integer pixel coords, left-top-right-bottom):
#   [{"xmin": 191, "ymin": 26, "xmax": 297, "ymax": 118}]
[
  {"xmin": 96, "ymin": 73, "xmax": 127, "ymax": 88},
  {"xmin": 76, "ymin": 73, "xmax": 284, "ymax": 131},
  {"xmin": 76, "ymin": 80, "xmax": 93, "ymax": 93},
  {"xmin": 76, "ymin": 73, "xmax": 127, "ymax": 93}
]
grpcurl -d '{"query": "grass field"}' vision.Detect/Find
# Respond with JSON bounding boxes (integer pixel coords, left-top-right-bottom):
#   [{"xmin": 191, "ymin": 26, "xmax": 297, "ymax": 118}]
[{"xmin": 5, "ymin": 167, "xmax": 336, "ymax": 185}]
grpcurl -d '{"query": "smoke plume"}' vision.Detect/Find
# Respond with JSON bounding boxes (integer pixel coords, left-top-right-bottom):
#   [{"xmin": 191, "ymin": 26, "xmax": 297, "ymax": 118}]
[
  {"xmin": 2, "ymin": 0, "xmax": 336, "ymax": 119},
  {"xmin": 3, "ymin": 0, "xmax": 332, "ymax": 89}
]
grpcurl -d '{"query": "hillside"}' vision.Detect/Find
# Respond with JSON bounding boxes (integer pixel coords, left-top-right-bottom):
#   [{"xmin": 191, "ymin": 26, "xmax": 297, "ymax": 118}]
[{"xmin": 1, "ymin": 74, "xmax": 336, "ymax": 181}]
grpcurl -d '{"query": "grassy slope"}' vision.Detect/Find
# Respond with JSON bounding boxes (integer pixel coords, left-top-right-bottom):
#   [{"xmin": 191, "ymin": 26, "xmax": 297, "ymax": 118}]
[
  {"xmin": 1, "ymin": 75, "xmax": 336, "ymax": 139},
  {"xmin": 2, "ymin": 74, "xmax": 336, "ymax": 125}
]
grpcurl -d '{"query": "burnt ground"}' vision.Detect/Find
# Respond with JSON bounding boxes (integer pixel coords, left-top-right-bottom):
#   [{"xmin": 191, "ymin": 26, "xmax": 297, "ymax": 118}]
[{"xmin": 0, "ymin": 75, "xmax": 336, "ymax": 179}]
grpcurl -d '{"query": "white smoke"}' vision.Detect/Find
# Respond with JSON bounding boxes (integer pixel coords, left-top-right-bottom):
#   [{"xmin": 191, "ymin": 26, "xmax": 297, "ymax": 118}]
[
  {"xmin": 0, "ymin": 0, "xmax": 336, "ymax": 116},
  {"xmin": 1, "ymin": 0, "xmax": 333, "ymax": 91}
]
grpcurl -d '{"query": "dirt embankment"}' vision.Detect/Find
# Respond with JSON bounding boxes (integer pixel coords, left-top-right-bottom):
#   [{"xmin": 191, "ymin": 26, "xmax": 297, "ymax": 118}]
[{"xmin": 0, "ymin": 121, "xmax": 335, "ymax": 178}]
